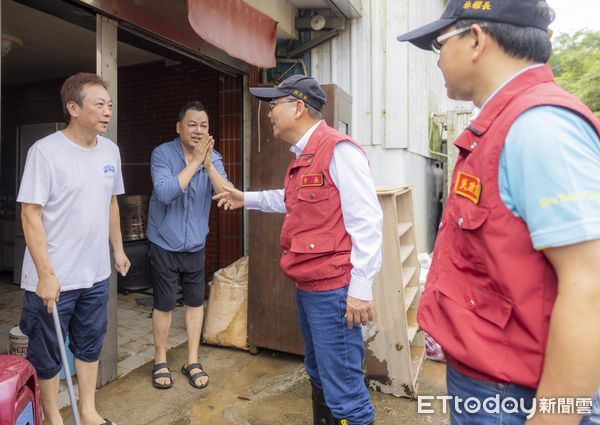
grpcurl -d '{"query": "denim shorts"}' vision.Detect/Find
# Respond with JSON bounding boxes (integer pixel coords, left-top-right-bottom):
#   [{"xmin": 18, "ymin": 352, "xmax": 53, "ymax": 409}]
[{"xmin": 19, "ymin": 278, "xmax": 109, "ymax": 380}]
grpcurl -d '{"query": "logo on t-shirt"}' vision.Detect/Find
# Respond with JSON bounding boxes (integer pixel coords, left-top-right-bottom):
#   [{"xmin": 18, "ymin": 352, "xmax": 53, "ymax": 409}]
[{"xmin": 103, "ymin": 164, "xmax": 115, "ymax": 177}]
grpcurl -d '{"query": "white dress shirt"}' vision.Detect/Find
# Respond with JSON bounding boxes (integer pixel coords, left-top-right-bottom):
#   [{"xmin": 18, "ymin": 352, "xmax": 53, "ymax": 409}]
[{"xmin": 245, "ymin": 120, "xmax": 383, "ymax": 301}]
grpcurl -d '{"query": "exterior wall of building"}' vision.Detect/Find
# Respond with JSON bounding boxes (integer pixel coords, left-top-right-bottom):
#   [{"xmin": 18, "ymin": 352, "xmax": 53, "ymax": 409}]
[
  {"xmin": 311, "ymin": 0, "xmax": 469, "ymax": 251},
  {"xmin": 243, "ymin": 0, "xmax": 298, "ymax": 39}
]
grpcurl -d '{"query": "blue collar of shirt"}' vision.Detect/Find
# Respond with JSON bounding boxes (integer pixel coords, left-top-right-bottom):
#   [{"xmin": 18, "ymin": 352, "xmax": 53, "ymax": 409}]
[
  {"xmin": 290, "ymin": 120, "xmax": 323, "ymax": 158},
  {"xmin": 171, "ymin": 137, "xmax": 186, "ymax": 161},
  {"xmin": 470, "ymin": 63, "xmax": 545, "ymax": 123}
]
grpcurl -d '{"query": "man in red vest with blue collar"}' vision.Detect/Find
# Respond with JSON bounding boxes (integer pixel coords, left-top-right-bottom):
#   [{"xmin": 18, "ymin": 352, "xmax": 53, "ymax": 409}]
[
  {"xmin": 398, "ymin": 0, "xmax": 600, "ymax": 424},
  {"xmin": 213, "ymin": 74, "xmax": 383, "ymax": 425}
]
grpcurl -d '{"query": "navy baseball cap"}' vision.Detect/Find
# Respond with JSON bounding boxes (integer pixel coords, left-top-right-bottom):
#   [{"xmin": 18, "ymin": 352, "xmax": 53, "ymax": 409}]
[
  {"xmin": 250, "ymin": 75, "xmax": 327, "ymax": 112},
  {"xmin": 397, "ymin": 0, "xmax": 553, "ymax": 51}
]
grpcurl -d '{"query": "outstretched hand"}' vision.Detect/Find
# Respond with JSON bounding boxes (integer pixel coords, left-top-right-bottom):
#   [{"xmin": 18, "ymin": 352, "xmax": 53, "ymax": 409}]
[{"xmin": 212, "ymin": 185, "xmax": 244, "ymax": 210}]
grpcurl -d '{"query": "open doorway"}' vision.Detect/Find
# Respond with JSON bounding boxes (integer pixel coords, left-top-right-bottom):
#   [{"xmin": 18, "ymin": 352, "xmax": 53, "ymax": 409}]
[{"xmin": 0, "ymin": 0, "xmax": 244, "ymax": 399}]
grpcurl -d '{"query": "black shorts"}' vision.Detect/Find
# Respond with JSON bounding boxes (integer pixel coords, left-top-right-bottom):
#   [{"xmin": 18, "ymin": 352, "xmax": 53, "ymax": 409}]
[{"xmin": 149, "ymin": 242, "xmax": 206, "ymax": 311}]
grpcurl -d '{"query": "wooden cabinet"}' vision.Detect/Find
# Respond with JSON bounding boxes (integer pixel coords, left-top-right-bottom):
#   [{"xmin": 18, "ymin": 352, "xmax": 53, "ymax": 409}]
[
  {"xmin": 364, "ymin": 186, "xmax": 425, "ymax": 398},
  {"xmin": 247, "ymin": 93, "xmax": 304, "ymax": 355}
]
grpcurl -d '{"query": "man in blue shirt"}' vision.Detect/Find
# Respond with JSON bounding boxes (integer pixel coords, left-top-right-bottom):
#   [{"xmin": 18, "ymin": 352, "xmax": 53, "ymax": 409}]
[{"xmin": 146, "ymin": 101, "xmax": 229, "ymax": 390}]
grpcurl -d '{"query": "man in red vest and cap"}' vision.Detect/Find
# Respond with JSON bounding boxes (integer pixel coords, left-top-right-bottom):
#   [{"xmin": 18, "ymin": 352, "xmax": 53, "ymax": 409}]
[
  {"xmin": 213, "ymin": 74, "xmax": 383, "ymax": 425},
  {"xmin": 397, "ymin": 1, "xmax": 600, "ymax": 424}
]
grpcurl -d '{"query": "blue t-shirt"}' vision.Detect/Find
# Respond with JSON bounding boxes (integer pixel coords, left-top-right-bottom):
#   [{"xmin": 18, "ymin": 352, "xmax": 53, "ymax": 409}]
[{"xmin": 499, "ymin": 106, "xmax": 600, "ymax": 249}]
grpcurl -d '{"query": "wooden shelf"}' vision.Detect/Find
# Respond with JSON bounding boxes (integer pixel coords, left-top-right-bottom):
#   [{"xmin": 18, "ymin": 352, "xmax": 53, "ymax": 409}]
[
  {"xmin": 411, "ymin": 345, "xmax": 425, "ymax": 383},
  {"xmin": 376, "ymin": 186, "xmax": 411, "ymax": 196},
  {"xmin": 402, "ymin": 266, "xmax": 417, "ymax": 288},
  {"xmin": 366, "ymin": 186, "xmax": 423, "ymax": 398},
  {"xmin": 397, "ymin": 222, "xmax": 412, "ymax": 237},
  {"xmin": 399, "ymin": 244, "xmax": 414, "ymax": 263},
  {"xmin": 404, "ymin": 286, "xmax": 418, "ymax": 310},
  {"xmin": 407, "ymin": 307, "xmax": 417, "ymax": 324},
  {"xmin": 407, "ymin": 324, "xmax": 418, "ymax": 343},
  {"xmin": 407, "ymin": 309, "xmax": 419, "ymax": 343}
]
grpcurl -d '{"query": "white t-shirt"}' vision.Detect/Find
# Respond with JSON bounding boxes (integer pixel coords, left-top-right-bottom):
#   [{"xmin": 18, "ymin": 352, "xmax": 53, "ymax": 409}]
[{"xmin": 17, "ymin": 131, "xmax": 125, "ymax": 292}]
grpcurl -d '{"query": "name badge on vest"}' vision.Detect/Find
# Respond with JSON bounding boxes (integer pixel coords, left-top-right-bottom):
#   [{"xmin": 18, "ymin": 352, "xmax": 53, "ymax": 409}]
[
  {"xmin": 454, "ymin": 171, "xmax": 482, "ymax": 204},
  {"xmin": 301, "ymin": 173, "xmax": 324, "ymax": 187}
]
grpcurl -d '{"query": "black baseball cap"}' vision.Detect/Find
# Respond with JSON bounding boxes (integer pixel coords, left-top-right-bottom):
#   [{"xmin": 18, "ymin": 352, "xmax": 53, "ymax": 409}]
[
  {"xmin": 397, "ymin": 0, "xmax": 553, "ymax": 51},
  {"xmin": 249, "ymin": 74, "xmax": 327, "ymax": 112}
]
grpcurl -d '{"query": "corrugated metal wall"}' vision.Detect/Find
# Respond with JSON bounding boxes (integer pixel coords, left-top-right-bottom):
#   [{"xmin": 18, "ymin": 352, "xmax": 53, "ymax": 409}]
[{"xmin": 311, "ymin": 0, "xmax": 470, "ymax": 250}]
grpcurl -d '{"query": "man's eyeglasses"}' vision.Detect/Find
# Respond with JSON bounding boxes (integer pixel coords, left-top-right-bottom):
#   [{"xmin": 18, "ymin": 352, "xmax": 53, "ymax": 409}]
[
  {"xmin": 431, "ymin": 27, "xmax": 472, "ymax": 54},
  {"xmin": 268, "ymin": 98, "xmax": 297, "ymax": 110}
]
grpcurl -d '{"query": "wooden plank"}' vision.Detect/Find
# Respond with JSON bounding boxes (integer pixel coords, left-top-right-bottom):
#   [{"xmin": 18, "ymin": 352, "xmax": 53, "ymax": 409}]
[
  {"xmin": 397, "ymin": 222, "xmax": 412, "ymax": 237},
  {"xmin": 96, "ymin": 15, "xmax": 118, "ymax": 388},
  {"xmin": 410, "ymin": 344, "xmax": 425, "ymax": 386},
  {"xmin": 396, "ymin": 191, "xmax": 414, "ymax": 223},
  {"xmin": 247, "ymin": 95, "xmax": 304, "ymax": 355},
  {"xmin": 407, "ymin": 324, "xmax": 418, "ymax": 343},
  {"xmin": 370, "ymin": 0, "xmax": 385, "ymax": 146},
  {"xmin": 402, "ymin": 266, "xmax": 416, "ymax": 288},
  {"xmin": 407, "ymin": 307, "xmax": 418, "ymax": 344},
  {"xmin": 350, "ymin": 1, "xmax": 372, "ymax": 145},
  {"xmin": 331, "ymin": 23, "xmax": 351, "ymax": 95},
  {"xmin": 446, "ymin": 109, "xmax": 473, "ymax": 198},
  {"xmin": 365, "ymin": 186, "xmax": 425, "ymax": 398},
  {"xmin": 400, "ymin": 244, "xmax": 414, "ymax": 263},
  {"xmin": 376, "ymin": 185, "xmax": 411, "ymax": 196},
  {"xmin": 404, "ymin": 286, "xmax": 418, "ymax": 310},
  {"xmin": 384, "ymin": 0, "xmax": 409, "ymax": 148}
]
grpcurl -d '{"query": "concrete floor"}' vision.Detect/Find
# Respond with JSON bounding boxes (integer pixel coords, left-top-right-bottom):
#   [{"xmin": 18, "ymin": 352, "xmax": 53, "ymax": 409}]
[
  {"xmin": 2, "ymin": 272, "xmax": 451, "ymax": 424},
  {"xmin": 61, "ymin": 342, "xmax": 450, "ymax": 425},
  {"xmin": 0, "ymin": 273, "xmax": 188, "ymax": 409}
]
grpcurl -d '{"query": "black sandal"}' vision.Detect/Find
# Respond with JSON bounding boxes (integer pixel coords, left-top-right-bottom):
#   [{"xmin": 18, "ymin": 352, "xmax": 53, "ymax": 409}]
[
  {"xmin": 152, "ymin": 362, "xmax": 173, "ymax": 389},
  {"xmin": 181, "ymin": 362, "xmax": 209, "ymax": 389}
]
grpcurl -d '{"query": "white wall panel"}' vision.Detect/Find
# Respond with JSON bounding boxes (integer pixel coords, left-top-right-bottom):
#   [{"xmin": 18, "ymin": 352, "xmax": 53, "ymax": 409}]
[
  {"xmin": 350, "ymin": 3, "xmax": 372, "ymax": 145},
  {"xmin": 331, "ymin": 23, "xmax": 351, "ymax": 93},
  {"xmin": 369, "ymin": 0, "xmax": 386, "ymax": 146},
  {"xmin": 384, "ymin": 0, "xmax": 408, "ymax": 148},
  {"xmin": 312, "ymin": 36, "xmax": 332, "ymax": 84},
  {"xmin": 309, "ymin": 0, "xmax": 471, "ymax": 250}
]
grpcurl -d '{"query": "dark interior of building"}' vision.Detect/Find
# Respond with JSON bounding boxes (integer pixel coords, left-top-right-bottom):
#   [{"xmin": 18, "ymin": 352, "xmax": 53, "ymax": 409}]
[{"xmin": 1, "ymin": 0, "xmax": 244, "ymax": 294}]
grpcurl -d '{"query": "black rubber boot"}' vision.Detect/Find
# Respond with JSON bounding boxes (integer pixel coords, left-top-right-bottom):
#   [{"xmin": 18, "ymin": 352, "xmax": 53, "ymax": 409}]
[{"xmin": 312, "ymin": 384, "xmax": 336, "ymax": 425}]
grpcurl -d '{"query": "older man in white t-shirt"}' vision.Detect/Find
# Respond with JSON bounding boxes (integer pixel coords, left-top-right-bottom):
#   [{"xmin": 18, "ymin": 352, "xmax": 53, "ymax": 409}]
[{"xmin": 17, "ymin": 73, "xmax": 130, "ymax": 425}]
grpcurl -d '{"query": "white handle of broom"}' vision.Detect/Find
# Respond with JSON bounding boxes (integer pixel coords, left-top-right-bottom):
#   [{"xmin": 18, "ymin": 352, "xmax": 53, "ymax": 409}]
[{"xmin": 51, "ymin": 305, "xmax": 82, "ymax": 425}]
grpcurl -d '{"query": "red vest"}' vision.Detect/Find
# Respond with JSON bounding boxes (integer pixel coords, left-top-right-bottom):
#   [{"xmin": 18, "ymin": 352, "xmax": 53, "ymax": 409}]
[
  {"xmin": 418, "ymin": 65, "xmax": 600, "ymax": 388},
  {"xmin": 280, "ymin": 121, "xmax": 364, "ymax": 292}
]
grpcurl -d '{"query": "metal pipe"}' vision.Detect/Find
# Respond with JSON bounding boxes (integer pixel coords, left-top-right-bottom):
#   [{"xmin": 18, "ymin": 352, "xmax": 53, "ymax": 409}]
[{"xmin": 52, "ymin": 306, "xmax": 81, "ymax": 425}]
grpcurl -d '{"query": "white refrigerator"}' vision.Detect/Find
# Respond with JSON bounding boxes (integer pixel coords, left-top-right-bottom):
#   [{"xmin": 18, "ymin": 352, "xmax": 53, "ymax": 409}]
[{"xmin": 13, "ymin": 123, "xmax": 66, "ymax": 284}]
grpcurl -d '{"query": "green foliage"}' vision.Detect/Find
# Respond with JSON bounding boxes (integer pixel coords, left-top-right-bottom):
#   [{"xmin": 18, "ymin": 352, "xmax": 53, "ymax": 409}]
[{"xmin": 549, "ymin": 30, "xmax": 600, "ymax": 117}]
